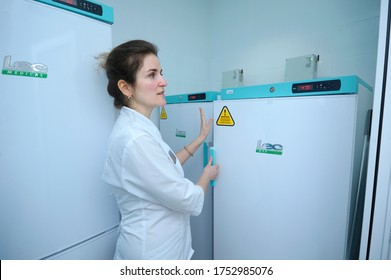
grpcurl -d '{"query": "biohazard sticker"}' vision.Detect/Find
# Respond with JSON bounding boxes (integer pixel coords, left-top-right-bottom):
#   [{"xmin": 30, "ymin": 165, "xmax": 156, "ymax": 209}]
[
  {"xmin": 216, "ymin": 106, "xmax": 235, "ymax": 126},
  {"xmin": 160, "ymin": 107, "xmax": 167, "ymax": 119}
]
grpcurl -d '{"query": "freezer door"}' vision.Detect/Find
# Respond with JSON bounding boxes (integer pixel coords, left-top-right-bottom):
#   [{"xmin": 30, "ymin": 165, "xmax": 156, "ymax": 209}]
[
  {"xmin": 213, "ymin": 95, "xmax": 366, "ymax": 259},
  {"xmin": 159, "ymin": 102, "xmax": 214, "ymax": 260},
  {"xmin": 0, "ymin": 0, "xmax": 119, "ymax": 259}
]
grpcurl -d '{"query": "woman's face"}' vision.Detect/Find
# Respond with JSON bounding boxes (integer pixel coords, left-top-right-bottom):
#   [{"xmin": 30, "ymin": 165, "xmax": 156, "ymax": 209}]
[{"xmin": 131, "ymin": 54, "xmax": 167, "ymax": 117}]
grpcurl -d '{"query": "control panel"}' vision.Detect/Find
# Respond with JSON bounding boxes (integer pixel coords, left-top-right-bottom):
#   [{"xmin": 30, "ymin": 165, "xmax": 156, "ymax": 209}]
[
  {"xmin": 53, "ymin": 0, "xmax": 102, "ymax": 16},
  {"xmin": 188, "ymin": 93, "xmax": 206, "ymax": 101},
  {"xmin": 292, "ymin": 79, "xmax": 341, "ymax": 93}
]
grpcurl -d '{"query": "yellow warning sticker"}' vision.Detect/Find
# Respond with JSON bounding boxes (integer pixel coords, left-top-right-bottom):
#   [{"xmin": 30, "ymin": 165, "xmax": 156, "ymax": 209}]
[
  {"xmin": 216, "ymin": 106, "xmax": 235, "ymax": 126},
  {"xmin": 160, "ymin": 107, "xmax": 167, "ymax": 119}
]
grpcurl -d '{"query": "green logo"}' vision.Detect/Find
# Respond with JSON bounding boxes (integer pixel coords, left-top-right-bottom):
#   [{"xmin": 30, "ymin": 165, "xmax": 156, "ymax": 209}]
[
  {"xmin": 2, "ymin": 55, "xmax": 48, "ymax": 78},
  {"xmin": 256, "ymin": 140, "xmax": 283, "ymax": 155},
  {"xmin": 175, "ymin": 129, "xmax": 186, "ymax": 138}
]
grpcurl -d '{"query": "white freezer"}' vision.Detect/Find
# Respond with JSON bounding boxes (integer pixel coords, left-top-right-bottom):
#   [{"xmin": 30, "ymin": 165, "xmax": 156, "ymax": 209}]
[
  {"xmin": 159, "ymin": 92, "xmax": 217, "ymax": 259},
  {"xmin": 213, "ymin": 76, "xmax": 373, "ymax": 259},
  {"xmin": 0, "ymin": 0, "xmax": 119, "ymax": 259}
]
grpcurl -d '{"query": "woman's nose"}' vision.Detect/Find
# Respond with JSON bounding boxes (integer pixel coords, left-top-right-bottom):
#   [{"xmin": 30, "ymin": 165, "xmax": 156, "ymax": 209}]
[{"xmin": 160, "ymin": 76, "xmax": 168, "ymax": 86}]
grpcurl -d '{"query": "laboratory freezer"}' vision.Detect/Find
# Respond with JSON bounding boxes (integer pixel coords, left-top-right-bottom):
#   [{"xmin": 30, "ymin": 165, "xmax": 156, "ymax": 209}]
[{"xmin": 213, "ymin": 76, "xmax": 373, "ymax": 259}]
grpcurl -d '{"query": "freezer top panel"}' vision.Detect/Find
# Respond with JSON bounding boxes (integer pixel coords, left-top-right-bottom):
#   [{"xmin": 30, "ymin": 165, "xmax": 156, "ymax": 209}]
[
  {"xmin": 34, "ymin": 0, "xmax": 113, "ymax": 24},
  {"xmin": 165, "ymin": 91, "xmax": 219, "ymax": 104},
  {"xmin": 221, "ymin": 75, "xmax": 373, "ymax": 100}
]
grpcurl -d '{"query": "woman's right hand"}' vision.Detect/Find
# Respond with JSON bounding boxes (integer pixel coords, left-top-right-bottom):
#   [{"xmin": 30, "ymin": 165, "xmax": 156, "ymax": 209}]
[
  {"xmin": 204, "ymin": 157, "xmax": 219, "ymax": 181},
  {"xmin": 197, "ymin": 157, "xmax": 219, "ymax": 193}
]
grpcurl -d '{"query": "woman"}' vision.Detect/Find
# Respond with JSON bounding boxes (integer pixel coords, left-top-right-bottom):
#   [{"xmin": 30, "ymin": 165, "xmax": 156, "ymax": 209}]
[{"xmin": 100, "ymin": 40, "xmax": 219, "ymax": 259}]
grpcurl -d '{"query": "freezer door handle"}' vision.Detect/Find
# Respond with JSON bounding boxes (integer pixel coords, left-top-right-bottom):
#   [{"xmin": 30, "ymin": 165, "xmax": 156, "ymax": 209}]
[
  {"xmin": 203, "ymin": 142, "xmax": 209, "ymax": 167},
  {"xmin": 203, "ymin": 142, "xmax": 216, "ymax": 187},
  {"xmin": 203, "ymin": 141, "xmax": 214, "ymax": 166},
  {"xmin": 210, "ymin": 147, "xmax": 216, "ymax": 187}
]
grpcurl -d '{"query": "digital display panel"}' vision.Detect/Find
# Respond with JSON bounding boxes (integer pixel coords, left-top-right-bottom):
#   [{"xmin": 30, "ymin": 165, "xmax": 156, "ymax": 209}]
[
  {"xmin": 55, "ymin": 0, "xmax": 77, "ymax": 6},
  {"xmin": 53, "ymin": 0, "xmax": 103, "ymax": 16},
  {"xmin": 297, "ymin": 84, "xmax": 313, "ymax": 92},
  {"xmin": 292, "ymin": 79, "xmax": 341, "ymax": 94},
  {"xmin": 188, "ymin": 93, "xmax": 206, "ymax": 101}
]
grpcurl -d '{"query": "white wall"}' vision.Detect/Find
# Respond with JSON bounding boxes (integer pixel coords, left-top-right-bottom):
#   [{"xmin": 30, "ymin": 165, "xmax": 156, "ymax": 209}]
[
  {"xmin": 209, "ymin": 0, "xmax": 380, "ymax": 88},
  {"xmin": 98, "ymin": 0, "xmax": 212, "ymax": 95},
  {"xmin": 99, "ymin": 0, "xmax": 380, "ymax": 91}
]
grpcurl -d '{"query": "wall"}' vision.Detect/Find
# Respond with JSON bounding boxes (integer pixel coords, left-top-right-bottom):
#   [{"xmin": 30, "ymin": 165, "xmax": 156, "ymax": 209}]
[
  {"xmin": 98, "ymin": 0, "xmax": 380, "ymax": 108},
  {"xmin": 97, "ymin": 0, "xmax": 212, "ymax": 124},
  {"xmin": 209, "ymin": 0, "xmax": 380, "ymax": 88},
  {"xmin": 98, "ymin": 0, "xmax": 212, "ymax": 95}
]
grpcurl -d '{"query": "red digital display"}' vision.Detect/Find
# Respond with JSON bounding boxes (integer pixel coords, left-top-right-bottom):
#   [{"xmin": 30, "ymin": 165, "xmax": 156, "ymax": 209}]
[
  {"xmin": 187, "ymin": 93, "xmax": 206, "ymax": 101},
  {"xmin": 53, "ymin": 0, "xmax": 103, "ymax": 16},
  {"xmin": 59, "ymin": 0, "xmax": 77, "ymax": 4},
  {"xmin": 54, "ymin": 0, "xmax": 77, "ymax": 6},
  {"xmin": 298, "ymin": 84, "xmax": 313, "ymax": 91}
]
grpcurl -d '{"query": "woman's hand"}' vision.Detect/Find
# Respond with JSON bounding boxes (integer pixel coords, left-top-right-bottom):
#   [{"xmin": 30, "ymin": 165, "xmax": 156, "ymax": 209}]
[
  {"xmin": 197, "ymin": 156, "xmax": 220, "ymax": 193},
  {"xmin": 199, "ymin": 107, "xmax": 213, "ymax": 141},
  {"xmin": 176, "ymin": 107, "xmax": 213, "ymax": 165}
]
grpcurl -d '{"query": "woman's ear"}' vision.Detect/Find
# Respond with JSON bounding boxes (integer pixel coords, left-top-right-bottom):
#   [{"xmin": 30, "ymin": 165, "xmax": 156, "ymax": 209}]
[{"xmin": 117, "ymin": 79, "xmax": 132, "ymax": 99}]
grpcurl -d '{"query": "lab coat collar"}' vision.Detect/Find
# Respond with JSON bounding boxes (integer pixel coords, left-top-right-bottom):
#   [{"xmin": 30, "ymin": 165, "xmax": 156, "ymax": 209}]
[
  {"xmin": 119, "ymin": 106, "xmax": 184, "ymax": 177},
  {"xmin": 120, "ymin": 106, "xmax": 162, "ymax": 140}
]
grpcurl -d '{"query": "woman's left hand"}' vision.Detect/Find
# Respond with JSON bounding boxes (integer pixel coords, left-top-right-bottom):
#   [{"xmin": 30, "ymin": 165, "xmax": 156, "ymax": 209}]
[{"xmin": 199, "ymin": 107, "xmax": 213, "ymax": 141}]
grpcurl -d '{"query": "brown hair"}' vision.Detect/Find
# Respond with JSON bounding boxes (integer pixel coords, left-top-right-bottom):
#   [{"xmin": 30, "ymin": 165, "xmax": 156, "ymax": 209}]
[{"xmin": 99, "ymin": 40, "xmax": 158, "ymax": 108}]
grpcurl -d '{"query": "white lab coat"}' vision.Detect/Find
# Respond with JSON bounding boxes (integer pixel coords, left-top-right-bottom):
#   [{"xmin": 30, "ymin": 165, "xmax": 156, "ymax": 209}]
[{"xmin": 102, "ymin": 107, "xmax": 204, "ymax": 260}]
